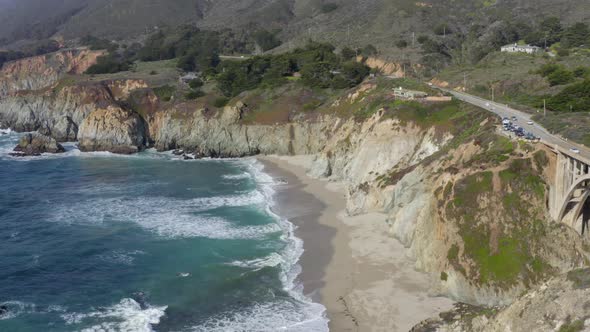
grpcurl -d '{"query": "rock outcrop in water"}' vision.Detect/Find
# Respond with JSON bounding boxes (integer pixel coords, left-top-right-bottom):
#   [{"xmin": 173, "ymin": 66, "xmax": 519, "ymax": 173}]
[
  {"xmin": 78, "ymin": 105, "xmax": 147, "ymax": 154},
  {"xmin": 12, "ymin": 132, "xmax": 65, "ymax": 156}
]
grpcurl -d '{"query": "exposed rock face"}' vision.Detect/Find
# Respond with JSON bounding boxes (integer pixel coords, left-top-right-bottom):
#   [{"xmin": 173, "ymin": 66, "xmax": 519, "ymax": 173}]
[
  {"xmin": 412, "ymin": 268, "xmax": 590, "ymax": 332},
  {"xmin": 78, "ymin": 106, "xmax": 147, "ymax": 154},
  {"xmin": 0, "ymin": 80, "xmax": 148, "ymax": 142},
  {"xmin": 147, "ymin": 102, "xmax": 329, "ymax": 157},
  {"xmin": 0, "ymin": 48, "xmax": 104, "ymax": 97},
  {"xmin": 12, "ymin": 132, "xmax": 65, "ymax": 156}
]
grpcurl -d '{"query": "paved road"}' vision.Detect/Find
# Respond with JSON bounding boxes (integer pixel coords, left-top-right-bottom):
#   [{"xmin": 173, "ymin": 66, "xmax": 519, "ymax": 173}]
[
  {"xmin": 219, "ymin": 55, "xmax": 250, "ymax": 60},
  {"xmin": 440, "ymin": 88, "xmax": 590, "ymax": 163}
]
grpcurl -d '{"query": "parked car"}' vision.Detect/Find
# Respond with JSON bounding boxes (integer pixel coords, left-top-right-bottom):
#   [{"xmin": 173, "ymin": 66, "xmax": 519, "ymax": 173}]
[{"xmin": 511, "ymin": 116, "xmax": 517, "ymax": 121}]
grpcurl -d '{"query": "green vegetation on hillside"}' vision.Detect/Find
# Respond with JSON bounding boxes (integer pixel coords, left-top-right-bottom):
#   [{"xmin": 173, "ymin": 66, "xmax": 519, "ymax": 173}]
[
  {"xmin": 446, "ymin": 151, "xmax": 551, "ymax": 288},
  {"xmin": 0, "ymin": 39, "xmax": 60, "ymax": 68},
  {"xmin": 216, "ymin": 42, "xmax": 370, "ymax": 97}
]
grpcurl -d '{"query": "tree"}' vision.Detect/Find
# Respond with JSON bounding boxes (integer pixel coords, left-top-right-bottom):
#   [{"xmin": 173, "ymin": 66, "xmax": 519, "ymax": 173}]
[
  {"xmin": 301, "ymin": 61, "xmax": 334, "ymax": 88},
  {"xmin": 254, "ymin": 30, "xmax": 282, "ymax": 51},
  {"xmin": 340, "ymin": 61, "xmax": 370, "ymax": 87},
  {"xmin": 361, "ymin": 44, "xmax": 378, "ymax": 57},
  {"xmin": 341, "ymin": 47, "xmax": 356, "ymax": 60},
  {"xmin": 395, "ymin": 39, "xmax": 408, "ymax": 48},
  {"xmin": 561, "ymin": 22, "xmax": 590, "ymax": 49},
  {"xmin": 540, "ymin": 17, "xmax": 563, "ymax": 46}
]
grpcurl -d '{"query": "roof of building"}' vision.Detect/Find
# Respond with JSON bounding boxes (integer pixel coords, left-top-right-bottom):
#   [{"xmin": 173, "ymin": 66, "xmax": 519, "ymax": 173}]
[{"xmin": 501, "ymin": 43, "xmax": 541, "ymax": 49}]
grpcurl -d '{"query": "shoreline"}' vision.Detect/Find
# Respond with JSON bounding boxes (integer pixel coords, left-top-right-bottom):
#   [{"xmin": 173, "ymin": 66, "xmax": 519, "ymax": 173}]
[{"xmin": 259, "ymin": 155, "xmax": 454, "ymax": 331}]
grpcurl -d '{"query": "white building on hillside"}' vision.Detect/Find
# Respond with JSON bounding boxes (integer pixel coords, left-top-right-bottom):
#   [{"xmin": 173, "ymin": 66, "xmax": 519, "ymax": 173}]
[
  {"xmin": 393, "ymin": 87, "xmax": 428, "ymax": 100},
  {"xmin": 501, "ymin": 43, "xmax": 542, "ymax": 54}
]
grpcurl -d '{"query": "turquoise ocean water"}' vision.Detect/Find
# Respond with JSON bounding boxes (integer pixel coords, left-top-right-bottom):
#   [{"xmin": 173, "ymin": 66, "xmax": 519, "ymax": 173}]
[{"xmin": 0, "ymin": 129, "xmax": 328, "ymax": 332}]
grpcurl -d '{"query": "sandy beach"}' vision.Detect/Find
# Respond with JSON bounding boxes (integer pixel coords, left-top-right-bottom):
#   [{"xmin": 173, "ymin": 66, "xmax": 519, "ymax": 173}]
[{"xmin": 259, "ymin": 155, "xmax": 454, "ymax": 332}]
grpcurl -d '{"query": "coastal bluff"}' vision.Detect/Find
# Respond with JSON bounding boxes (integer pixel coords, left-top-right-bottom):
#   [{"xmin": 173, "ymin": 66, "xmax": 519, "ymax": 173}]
[{"xmin": 1, "ymin": 51, "xmax": 589, "ymax": 331}]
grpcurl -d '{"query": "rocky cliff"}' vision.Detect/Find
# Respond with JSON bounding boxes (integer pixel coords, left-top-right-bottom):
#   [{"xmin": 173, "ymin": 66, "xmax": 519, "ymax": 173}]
[
  {"xmin": 0, "ymin": 48, "xmax": 105, "ymax": 97},
  {"xmin": 1, "ymin": 54, "xmax": 589, "ymax": 327},
  {"xmin": 412, "ymin": 268, "xmax": 590, "ymax": 332}
]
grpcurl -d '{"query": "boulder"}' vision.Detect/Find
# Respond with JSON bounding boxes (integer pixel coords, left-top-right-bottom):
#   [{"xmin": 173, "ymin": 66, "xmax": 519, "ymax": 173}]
[
  {"xmin": 0, "ymin": 304, "xmax": 8, "ymax": 315},
  {"xmin": 78, "ymin": 106, "xmax": 146, "ymax": 154},
  {"xmin": 12, "ymin": 132, "xmax": 65, "ymax": 156}
]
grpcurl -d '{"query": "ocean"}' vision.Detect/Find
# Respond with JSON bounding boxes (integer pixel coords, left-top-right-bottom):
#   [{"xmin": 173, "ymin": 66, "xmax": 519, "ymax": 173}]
[{"xmin": 0, "ymin": 129, "xmax": 328, "ymax": 332}]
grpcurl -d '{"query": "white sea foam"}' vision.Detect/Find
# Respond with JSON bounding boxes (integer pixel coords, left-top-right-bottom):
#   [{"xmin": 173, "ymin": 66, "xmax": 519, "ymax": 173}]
[
  {"xmin": 190, "ymin": 300, "xmax": 328, "ymax": 332},
  {"xmin": 228, "ymin": 252, "xmax": 285, "ymax": 270},
  {"xmin": 0, "ymin": 301, "xmax": 66, "ymax": 320},
  {"xmin": 62, "ymin": 298, "xmax": 166, "ymax": 332},
  {"xmin": 48, "ymin": 189, "xmax": 279, "ymax": 239},
  {"xmin": 0, "ymin": 301, "xmax": 35, "ymax": 320},
  {"xmin": 222, "ymin": 172, "xmax": 252, "ymax": 180},
  {"xmin": 193, "ymin": 158, "xmax": 329, "ymax": 332}
]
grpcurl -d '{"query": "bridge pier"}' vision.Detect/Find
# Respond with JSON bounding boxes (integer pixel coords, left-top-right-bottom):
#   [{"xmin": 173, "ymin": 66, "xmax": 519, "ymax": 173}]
[{"xmin": 552, "ymin": 148, "xmax": 590, "ymax": 236}]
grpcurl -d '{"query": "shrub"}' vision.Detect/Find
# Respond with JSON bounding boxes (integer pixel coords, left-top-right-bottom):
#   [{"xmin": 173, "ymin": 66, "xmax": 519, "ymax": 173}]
[
  {"xmin": 188, "ymin": 78, "xmax": 204, "ymax": 89},
  {"xmin": 396, "ymin": 39, "xmax": 408, "ymax": 48},
  {"xmin": 434, "ymin": 23, "xmax": 452, "ymax": 36},
  {"xmin": 548, "ymin": 79, "xmax": 590, "ymax": 112},
  {"xmin": 537, "ymin": 63, "xmax": 560, "ymax": 77},
  {"xmin": 573, "ymin": 67, "xmax": 590, "ymax": 78},
  {"xmin": 185, "ymin": 90, "xmax": 205, "ymax": 100},
  {"xmin": 85, "ymin": 55, "xmax": 131, "ymax": 74},
  {"xmin": 341, "ymin": 46, "xmax": 356, "ymax": 60},
  {"xmin": 557, "ymin": 48, "xmax": 571, "ymax": 57},
  {"xmin": 213, "ymin": 97, "xmax": 229, "ymax": 108},
  {"xmin": 361, "ymin": 44, "xmax": 378, "ymax": 57},
  {"xmin": 253, "ymin": 30, "xmax": 282, "ymax": 52},
  {"xmin": 153, "ymin": 85, "xmax": 176, "ymax": 102},
  {"xmin": 547, "ymin": 68, "xmax": 575, "ymax": 86},
  {"xmin": 320, "ymin": 3, "xmax": 338, "ymax": 13},
  {"xmin": 417, "ymin": 35, "xmax": 430, "ymax": 44}
]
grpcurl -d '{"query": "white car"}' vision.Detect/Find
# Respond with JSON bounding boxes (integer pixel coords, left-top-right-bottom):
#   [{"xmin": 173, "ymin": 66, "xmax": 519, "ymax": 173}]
[
  {"xmin": 570, "ymin": 148, "xmax": 580, "ymax": 154},
  {"xmin": 485, "ymin": 102, "xmax": 490, "ymax": 107},
  {"xmin": 527, "ymin": 121, "xmax": 534, "ymax": 125}
]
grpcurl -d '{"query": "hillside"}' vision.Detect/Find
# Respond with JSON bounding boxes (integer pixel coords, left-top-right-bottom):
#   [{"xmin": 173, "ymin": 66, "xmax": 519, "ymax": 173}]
[{"xmin": 1, "ymin": 0, "xmax": 590, "ymax": 58}]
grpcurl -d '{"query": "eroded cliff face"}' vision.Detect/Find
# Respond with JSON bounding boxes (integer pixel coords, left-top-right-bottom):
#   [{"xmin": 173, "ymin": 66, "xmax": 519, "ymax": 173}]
[
  {"xmin": 0, "ymin": 79, "xmax": 148, "ymax": 143},
  {"xmin": 0, "ymin": 48, "xmax": 105, "ymax": 97},
  {"xmin": 289, "ymin": 106, "xmax": 590, "ymax": 307},
  {"xmin": 147, "ymin": 102, "xmax": 330, "ymax": 157},
  {"xmin": 412, "ymin": 268, "xmax": 590, "ymax": 332}
]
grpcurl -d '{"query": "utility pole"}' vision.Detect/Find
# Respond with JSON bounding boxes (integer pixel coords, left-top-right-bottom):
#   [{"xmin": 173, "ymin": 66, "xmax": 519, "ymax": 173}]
[
  {"xmin": 347, "ymin": 25, "xmax": 350, "ymax": 44},
  {"xmin": 491, "ymin": 85, "xmax": 494, "ymax": 101},
  {"xmin": 543, "ymin": 99, "xmax": 546, "ymax": 118},
  {"xmin": 463, "ymin": 72, "xmax": 467, "ymax": 91}
]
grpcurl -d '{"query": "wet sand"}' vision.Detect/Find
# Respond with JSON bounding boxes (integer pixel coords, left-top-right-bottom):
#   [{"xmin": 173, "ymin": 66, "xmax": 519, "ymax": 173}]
[{"xmin": 259, "ymin": 155, "xmax": 454, "ymax": 332}]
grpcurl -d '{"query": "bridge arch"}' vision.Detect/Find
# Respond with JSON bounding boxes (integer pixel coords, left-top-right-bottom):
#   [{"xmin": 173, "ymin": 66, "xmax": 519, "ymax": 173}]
[{"xmin": 557, "ymin": 175, "xmax": 590, "ymax": 229}]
